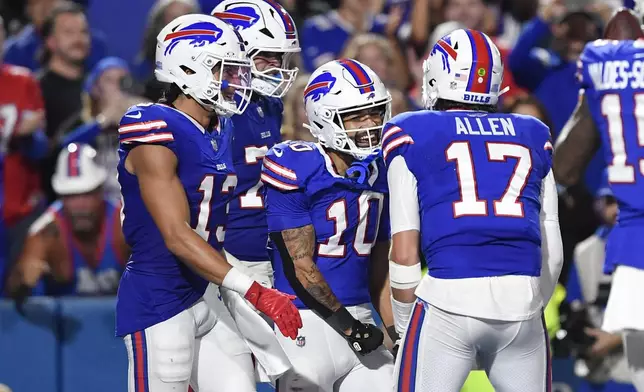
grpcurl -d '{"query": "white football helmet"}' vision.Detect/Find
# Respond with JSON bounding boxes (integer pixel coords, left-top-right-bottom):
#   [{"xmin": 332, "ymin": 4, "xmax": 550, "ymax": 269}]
[
  {"xmin": 155, "ymin": 14, "xmax": 253, "ymax": 117},
  {"xmin": 422, "ymin": 29, "xmax": 504, "ymax": 109},
  {"xmin": 212, "ymin": 0, "xmax": 300, "ymax": 98},
  {"xmin": 304, "ymin": 59, "xmax": 391, "ymax": 160},
  {"xmin": 52, "ymin": 143, "xmax": 107, "ymax": 196}
]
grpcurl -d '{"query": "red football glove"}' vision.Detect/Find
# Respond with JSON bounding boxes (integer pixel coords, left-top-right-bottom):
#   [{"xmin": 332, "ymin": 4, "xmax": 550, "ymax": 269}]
[{"xmin": 244, "ymin": 281, "xmax": 302, "ymax": 339}]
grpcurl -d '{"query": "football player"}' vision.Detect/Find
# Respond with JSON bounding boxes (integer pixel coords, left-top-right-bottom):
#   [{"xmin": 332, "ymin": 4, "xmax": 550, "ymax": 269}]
[
  {"xmin": 211, "ymin": 0, "xmax": 299, "ymax": 290},
  {"xmin": 384, "ymin": 29, "xmax": 563, "ymax": 391},
  {"xmin": 261, "ymin": 59, "xmax": 396, "ymax": 391},
  {"xmin": 5, "ymin": 143, "xmax": 127, "ymax": 298},
  {"xmin": 115, "ymin": 14, "xmax": 301, "ymax": 392},
  {"xmin": 554, "ymin": 8, "xmax": 644, "ymax": 390}
]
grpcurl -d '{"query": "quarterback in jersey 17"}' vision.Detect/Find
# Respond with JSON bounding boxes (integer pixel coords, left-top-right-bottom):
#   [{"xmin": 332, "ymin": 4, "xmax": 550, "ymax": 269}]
[
  {"xmin": 115, "ymin": 14, "xmax": 301, "ymax": 392},
  {"xmin": 385, "ymin": 28, "xmax": 563, "ymax": 391},
  {"xmin": 261, "ymin": 58, "xmax": 398, "ymax": 391}
]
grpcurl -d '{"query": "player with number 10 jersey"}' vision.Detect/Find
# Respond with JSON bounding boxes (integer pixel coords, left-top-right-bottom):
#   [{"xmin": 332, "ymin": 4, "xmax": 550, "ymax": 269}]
[
  {"xmin": 261, "ymin": 59, "xmax": 396, "ymax": 391},
  {"xmin": 385, "ymin": 29, "xmax": 563, "ymax": 391}
]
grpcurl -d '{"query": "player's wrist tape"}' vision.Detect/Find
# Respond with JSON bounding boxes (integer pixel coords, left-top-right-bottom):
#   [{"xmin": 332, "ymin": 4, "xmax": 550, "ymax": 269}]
[
  {"xmin": 389, "ymin": 261, "xmax": 422, "ymax": 290},
  {"xmin": 326, "ymin": 307, "xmax": 356, "ymax": 334},
  {"xmin": 391, "ymin": 296, "xmax": 415, "ymax": 336},
  {"xmin": 221, "ymin": 267, "xmax": 254, "ymax": 296}
]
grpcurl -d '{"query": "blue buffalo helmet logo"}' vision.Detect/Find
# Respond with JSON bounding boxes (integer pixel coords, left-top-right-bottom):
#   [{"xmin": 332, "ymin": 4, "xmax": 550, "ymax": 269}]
[
  {"xmin": 164, "ymin": 22, "xmax": 223, "ymax": 55},
  {"xmin": 303, "ymin": 71, "xmax": 337, "ymax": 102},
  {"xmin": 431, "ymin": 35, "xmax": 458, "ymax": 74},
  {"xmin": 213, "ymin": 7, "xmax": 260, "ymax": 31}
]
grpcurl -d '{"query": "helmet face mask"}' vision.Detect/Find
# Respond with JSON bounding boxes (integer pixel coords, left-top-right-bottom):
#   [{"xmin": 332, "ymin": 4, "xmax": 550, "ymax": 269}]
[
  {"xmin": 303, "ymin": 59, "xmax": 392, "ymax": 161},
  {"xmin": 249, "ymin": 49, "xmax": 299, "ymax": 98},
  {"xmin": 155, "ymin": 14, "xmax": 253, "ymax": 117},
  {"xmin": 212, "ymin": 0, "xmax": 301, "ymax": 98}
]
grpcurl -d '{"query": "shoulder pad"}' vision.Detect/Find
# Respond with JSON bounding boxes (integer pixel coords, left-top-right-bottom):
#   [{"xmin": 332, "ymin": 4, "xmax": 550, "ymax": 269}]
[
  {"xmin": 118, "ymin": 103, "xmax": 174, "ymax": 146},
  {"xmin": 261, "ymin": 141, "xmax": 321, "ymax": 191},
  {"xmin": 381, "ymin": 112, "xmax": 419, "ymax": 165}
]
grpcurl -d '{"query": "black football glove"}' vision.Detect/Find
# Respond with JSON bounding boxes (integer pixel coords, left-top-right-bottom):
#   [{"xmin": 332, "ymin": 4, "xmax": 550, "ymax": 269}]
[{"xmin": 345, "ymin": 319, "xmax": 384, "ymax": 355}]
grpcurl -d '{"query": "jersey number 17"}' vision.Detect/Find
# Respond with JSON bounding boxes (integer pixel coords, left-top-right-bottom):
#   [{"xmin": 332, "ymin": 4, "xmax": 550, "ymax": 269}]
[{"xmin": 447, "ymin": 141, "xmax": 532, "ymax": 218}]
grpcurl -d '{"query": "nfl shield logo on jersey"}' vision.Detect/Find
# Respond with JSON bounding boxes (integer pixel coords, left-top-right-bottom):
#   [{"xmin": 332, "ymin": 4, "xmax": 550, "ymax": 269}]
[
  {"xmin": 211, "ymin": 139, "xmax": 218, "ymax": 151},
  {"xmin": 296, "ymin": 336, "xmax": 306, "ymax": 347}
]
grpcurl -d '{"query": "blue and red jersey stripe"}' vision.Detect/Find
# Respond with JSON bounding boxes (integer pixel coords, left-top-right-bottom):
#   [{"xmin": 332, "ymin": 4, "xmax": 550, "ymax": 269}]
[
  {"xmin": 264, "ymin": 0, "xmax": 297, "ymax": 39},
  {"xmin": 465, "ymin": 29, "xmax": 494, "ymax": 95},
  {"xmin": 337, "ymin": 59, "xmax": 375, "ymax": 94}
]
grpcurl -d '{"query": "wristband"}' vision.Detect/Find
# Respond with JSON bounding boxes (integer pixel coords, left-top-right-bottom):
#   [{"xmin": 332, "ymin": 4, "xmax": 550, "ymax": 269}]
[
  {"xmin": 326, "ymin": 307, "xmax": 355, "ymax": 334},
  {"xmin": 389, "ymin": 261, "xmax": 422, "ymax": 290},
  {"xmin": 221, "ymin": 267, "xmax": 254, "ymax": 296}
]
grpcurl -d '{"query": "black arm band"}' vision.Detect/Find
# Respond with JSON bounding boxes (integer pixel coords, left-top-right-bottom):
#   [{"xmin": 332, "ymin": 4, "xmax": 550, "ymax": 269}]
[
  {"xmin": 269, "ymin": 231, "xmax": 334, "ymax": 319},
  {"xmin": 326, "ymin": 306, "xmax": 356, "ymax": 334}
]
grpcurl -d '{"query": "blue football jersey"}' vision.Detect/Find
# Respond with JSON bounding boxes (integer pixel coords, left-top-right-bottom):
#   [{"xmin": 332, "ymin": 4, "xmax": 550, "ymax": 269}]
[
  {"xmin": 115, "ymin": 103, "xmax": 235, "ymax": 336},
  {"xmin": 578, "ymin": 39, "xmax": 644, "ymax": 225},
  {"xmin": 383, "ymin": 110, "xmax": 552, "ymax": 279},
  {"xmin": 261, "ymin": 141, "xmax": 390, "ymax": 309},
  {"xmin": 223, "ymin": 96, "xmax": 283, "ymax": 262}
]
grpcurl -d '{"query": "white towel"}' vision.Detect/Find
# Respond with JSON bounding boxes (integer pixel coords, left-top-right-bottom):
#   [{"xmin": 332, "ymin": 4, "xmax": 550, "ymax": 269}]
[{"xmin": 219, "ymin": 286, "xmax": 293, "ymax": 384}]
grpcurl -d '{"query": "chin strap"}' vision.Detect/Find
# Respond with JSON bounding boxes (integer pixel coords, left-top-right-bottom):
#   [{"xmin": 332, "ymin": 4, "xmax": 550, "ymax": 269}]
[{"xmin": 346, "ymin": 148, "xmax": 380, "ymax": 185}]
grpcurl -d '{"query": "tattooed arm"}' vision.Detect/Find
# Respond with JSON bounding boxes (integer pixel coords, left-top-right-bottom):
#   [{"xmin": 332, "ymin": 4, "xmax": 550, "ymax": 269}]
[
  {"xmin": 6, "ymin": 219, "xmax": 57, "ymax": 298},
  {"xmin": 281, "ymin": 224, "xmax": 343, "ymax": 313}
]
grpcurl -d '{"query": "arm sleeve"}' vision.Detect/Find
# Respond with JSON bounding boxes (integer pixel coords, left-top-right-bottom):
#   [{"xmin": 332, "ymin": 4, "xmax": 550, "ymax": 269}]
[
  {"xmin": 387, "ymin": 155, "xmax": 420, "ymax": 235},
  {"xmin": 539, "ymin": 170, "xmax": 564, "ymax": 303},
  {"xmin": 264, "ymin": 186, "xmax": 312, "ymax": 232}
]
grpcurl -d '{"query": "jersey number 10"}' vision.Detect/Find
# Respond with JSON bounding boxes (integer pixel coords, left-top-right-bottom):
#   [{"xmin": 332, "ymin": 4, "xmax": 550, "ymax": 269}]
[{"xmin": 447, "ymin": 141, "xmax": 532, "ymax": 218}]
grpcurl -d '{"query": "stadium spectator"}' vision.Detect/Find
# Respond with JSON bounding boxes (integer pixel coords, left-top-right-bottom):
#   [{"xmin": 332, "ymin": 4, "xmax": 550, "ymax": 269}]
[
  {"xmin": 2, "ymin": 0, "xmax": 107, "ymax": 72},
  {"xmin": 281, "ymin": 73, "xmax": 315, "ymax": 142},
  {"xmin": 132, "ymin": 0, "xmax": 199, "ymax": 101},
  {"xmin": 5, "ymin": 143, "xmax": 127, "ymax": 299},
  {"xmin": 341, "ymin": 33, "xmax": 410, "ymax": 90},
  {"xmin": 300, "ymin": 0, "xmax": 407, "ymax": 73},
  {"xmin": 56, "ymin": 57, "xmax": 148, "ymax": 201},
  {"xmin": 38, "ymin": 1, "xmax": 91, "ymax": 203},
  {"xmin": 0, "ymin": 15, "xmax": 49, "ymax": 295}
]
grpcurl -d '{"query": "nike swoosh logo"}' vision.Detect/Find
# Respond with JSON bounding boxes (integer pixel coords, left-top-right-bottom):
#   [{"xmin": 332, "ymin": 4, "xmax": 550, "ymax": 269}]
[{"xmin": 125, "ymin": 112, "xmax": 142, "ymax": 119}]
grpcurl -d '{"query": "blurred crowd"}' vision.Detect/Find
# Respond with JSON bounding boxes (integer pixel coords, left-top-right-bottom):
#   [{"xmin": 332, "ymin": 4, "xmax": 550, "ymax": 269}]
[{"xmin": 0, "ymin": 0, "xmax": 635, "ymax": 388}]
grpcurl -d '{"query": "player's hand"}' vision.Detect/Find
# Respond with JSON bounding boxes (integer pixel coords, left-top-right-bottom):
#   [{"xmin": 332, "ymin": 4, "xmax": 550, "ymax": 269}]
[
  {"xmin": 344, "ymin": 320, "xmax": 384, "ymax": 356},
  {"xmin": 21, "ymin": 259, "xmax": 50, "ymax": 287},
  {"xmin": 244, "ymin": 281, "xmax": 302, "ymax": 339},
  {"xmin": 584, "ymin": 328, "xmax": 622, "ymax": 358}
]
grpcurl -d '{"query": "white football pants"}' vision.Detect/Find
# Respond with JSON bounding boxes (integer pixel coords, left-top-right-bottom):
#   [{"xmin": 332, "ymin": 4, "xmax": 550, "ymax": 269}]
[
  {"xmin": 124, "ymin": 293, "xmax": 255, "ymax": 392},
  {"xmin": 394, "ymin": 300, "xmax": 551, "ymax": 392},
  {"xmin": 276, "ymin": 304, "xmax": 394, "ymax": 392}
]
